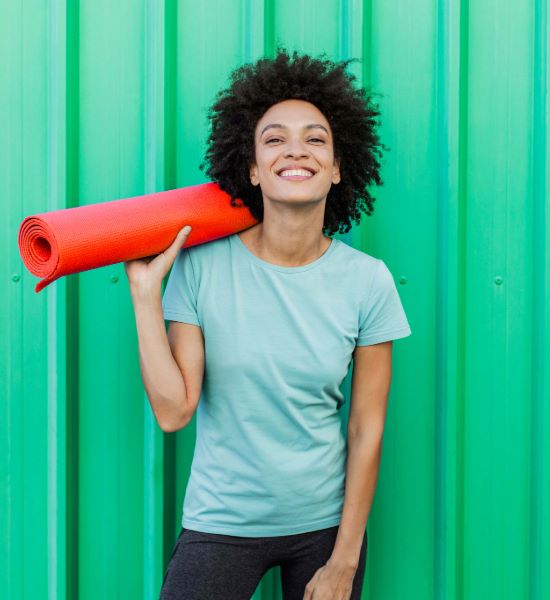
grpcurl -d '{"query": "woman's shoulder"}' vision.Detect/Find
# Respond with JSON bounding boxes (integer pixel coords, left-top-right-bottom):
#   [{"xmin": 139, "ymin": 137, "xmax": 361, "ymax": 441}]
[
  {"xmin": 334, "ymin": 239, "xmax": 381, "ymax": 270},
  {"xmin": 183, "ymin": 234, "xmax": 230, "ymax": 258}
]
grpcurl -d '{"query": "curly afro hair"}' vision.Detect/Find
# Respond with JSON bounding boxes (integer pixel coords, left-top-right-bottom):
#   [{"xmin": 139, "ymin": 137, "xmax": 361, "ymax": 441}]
[{"xmin": 199, "ymin": 47, "xmax": 388, "ymax": 236}]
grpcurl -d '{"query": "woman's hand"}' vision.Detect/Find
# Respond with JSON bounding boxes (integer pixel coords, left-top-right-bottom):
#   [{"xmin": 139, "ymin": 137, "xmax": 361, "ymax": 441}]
[
  {"xmin": 302, "ymin": 558, "xmax": 358, "ymax": 600},
  {"xmin": 124, "ymin": 225, "xmax": 192, "ymax": 298}
]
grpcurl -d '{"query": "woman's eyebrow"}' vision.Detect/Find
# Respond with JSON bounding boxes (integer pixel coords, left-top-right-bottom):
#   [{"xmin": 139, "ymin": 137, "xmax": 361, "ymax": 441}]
[{"xmin": 260, "ymin": 123, "xmax": 329, "ymax": 136}]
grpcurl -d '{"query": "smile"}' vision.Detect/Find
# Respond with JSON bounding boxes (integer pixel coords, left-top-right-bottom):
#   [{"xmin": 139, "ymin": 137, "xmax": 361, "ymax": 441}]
[{"xmin": 277, "ymin": 169, "xmax": 315, "ymax": 180}]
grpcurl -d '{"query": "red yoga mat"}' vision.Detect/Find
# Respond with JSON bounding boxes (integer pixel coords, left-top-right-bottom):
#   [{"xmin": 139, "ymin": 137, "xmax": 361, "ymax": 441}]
[{"xmin": 18, "ymin": 182, "xmax": 258, "ymax": 293}]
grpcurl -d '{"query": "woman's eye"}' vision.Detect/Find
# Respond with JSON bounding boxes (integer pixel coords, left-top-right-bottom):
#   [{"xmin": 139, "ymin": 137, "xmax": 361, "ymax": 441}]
[{"xmin": 265, "ymin": 137, "xmax": 325, "ymax": 144}]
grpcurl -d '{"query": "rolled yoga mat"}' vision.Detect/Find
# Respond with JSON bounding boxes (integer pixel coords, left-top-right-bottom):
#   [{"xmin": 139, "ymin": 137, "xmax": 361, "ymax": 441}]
[{"xmin": 18, "ymin": 182, "xmax": 258, "ymax": 293}]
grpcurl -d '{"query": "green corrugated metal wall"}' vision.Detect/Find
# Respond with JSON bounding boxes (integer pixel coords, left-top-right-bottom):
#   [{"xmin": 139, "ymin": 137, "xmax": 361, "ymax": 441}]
[{"xmin": 2, "ymin": 0, "xmax": 549, "ymax": 598}]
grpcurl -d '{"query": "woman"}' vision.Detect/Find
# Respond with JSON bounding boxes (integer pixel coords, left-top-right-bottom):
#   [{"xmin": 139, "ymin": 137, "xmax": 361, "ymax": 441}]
[{"xmin": 125, "ymin": 49, "xmax": 411, "ymax": 600}]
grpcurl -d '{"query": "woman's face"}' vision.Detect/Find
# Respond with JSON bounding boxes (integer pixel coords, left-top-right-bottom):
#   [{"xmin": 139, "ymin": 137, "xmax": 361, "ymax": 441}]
[{"xmin": 249, "ymin": 99, "xmax": 341, "ymax": 207}]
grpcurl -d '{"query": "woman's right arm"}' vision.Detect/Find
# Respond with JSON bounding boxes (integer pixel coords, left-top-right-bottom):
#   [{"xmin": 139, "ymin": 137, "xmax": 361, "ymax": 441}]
[{"xmin": 125, "ymin": 226, "xmax": 205, "ymax": 433}]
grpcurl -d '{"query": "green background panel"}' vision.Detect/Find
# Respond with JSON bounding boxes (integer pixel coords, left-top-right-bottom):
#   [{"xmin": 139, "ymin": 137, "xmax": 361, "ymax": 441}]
[{"xmin": 1, "ymin": 0, "xmax": 548, "ymax": 599}]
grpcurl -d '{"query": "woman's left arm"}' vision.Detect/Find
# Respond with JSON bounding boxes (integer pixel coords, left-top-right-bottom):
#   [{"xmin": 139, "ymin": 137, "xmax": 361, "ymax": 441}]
[{"xmin": 303, "ymin": 341, "xmax": 392, "ymax": 600}]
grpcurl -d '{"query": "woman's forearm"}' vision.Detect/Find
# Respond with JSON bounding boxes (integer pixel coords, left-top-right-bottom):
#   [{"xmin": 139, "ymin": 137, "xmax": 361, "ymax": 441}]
[
  {"xmin": 329, "ymin": 430, "xmax": 383, "ymax": 567},
  {"xmin": 130, "ymin": 289, "xmax": 188, "ymax": 431}
]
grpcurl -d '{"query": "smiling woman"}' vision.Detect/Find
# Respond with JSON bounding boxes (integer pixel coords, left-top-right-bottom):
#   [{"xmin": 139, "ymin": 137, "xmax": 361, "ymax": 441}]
[
  {"xmin": 201, "ymin": 48, "xmax": 387, "ymax": 239},
  {"xmin": 157, "ymin": 47, "xmax": 412, "ymax": 600},
  {"xmin": 239, "ymin": 97, "xmax": 343, "ymax": 266},
  {"xmin": 250, "ymin": 99, "xmax": 341, "ymax": 203}
]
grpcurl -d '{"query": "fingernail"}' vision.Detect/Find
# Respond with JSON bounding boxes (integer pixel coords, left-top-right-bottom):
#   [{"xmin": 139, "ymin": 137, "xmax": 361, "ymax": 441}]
[{"xmin": 183, "ymin": 226, "xmax": 192, "ymax": 234}]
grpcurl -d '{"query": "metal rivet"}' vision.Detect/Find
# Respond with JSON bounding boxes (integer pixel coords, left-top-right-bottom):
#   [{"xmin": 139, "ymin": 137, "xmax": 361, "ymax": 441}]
[
  {"xmin": 12, "ymin": 274, "xmax": 20, "ymax": 282},
  {"xmin": 494, "ymin": 276, "xmax": 503, "ymax": 285},
  {"xmin": 110, "ymin": 275, "xmax": 119, "ymax": 283},
  {"xmin": 399, "ymin": 276, "xmax": 407, "ymax": 284}
]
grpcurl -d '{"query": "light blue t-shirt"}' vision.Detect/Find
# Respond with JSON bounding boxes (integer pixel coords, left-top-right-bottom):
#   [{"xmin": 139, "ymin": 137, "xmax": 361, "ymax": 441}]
[{"xmin": 161, "ymin": 232, "xmax": 411, "ymax": 536}]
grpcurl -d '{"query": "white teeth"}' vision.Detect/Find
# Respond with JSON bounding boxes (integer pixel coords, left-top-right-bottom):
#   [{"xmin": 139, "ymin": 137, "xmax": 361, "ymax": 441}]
[{"xmin": 279, "ymin": 169, "xmax": 313, "ymax": 177}]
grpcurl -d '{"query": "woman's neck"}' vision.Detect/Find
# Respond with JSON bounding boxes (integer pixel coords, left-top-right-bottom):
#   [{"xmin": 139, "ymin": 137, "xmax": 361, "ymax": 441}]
[{"xmin": 238, "ymin": 222, "xmax": 332, "ymax": 268}]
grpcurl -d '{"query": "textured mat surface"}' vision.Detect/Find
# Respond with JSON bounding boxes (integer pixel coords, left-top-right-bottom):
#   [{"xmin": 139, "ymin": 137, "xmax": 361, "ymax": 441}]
[{"xmin": 18, "ymin": 182, "xmax": 257, "ymax": 292}]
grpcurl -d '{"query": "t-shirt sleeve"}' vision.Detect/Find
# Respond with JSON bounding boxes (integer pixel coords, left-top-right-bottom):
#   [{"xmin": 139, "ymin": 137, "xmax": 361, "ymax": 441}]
[
  {"xmin": 161, "ymin": 247, "xmax": 201, "ymax": 326},
  {"xmin": 356, "ymin": 259, "xmax": 412, "ymax": 346}
]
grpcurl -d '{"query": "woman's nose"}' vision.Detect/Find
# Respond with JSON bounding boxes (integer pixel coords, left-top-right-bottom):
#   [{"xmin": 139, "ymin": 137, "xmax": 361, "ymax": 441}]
[{"xmin": 283, "ymin": 137, "xmax": 310, "ymax": 158}]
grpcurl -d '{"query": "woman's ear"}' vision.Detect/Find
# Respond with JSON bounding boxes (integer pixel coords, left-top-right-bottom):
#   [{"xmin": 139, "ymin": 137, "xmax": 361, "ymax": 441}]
[
  {"xmin": 250, "ymin": 163, "xmax": 259, "ymax": 186},
  {"xmin": 332, "ymin": 157, "xmax": 341, "ymax": 185}
]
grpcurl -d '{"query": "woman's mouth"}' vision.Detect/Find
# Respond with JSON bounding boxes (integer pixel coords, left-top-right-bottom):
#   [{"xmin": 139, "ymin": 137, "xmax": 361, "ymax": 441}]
[{"xmin": 277, "ymin": 168, "xmax": 315, "ymax": 181}]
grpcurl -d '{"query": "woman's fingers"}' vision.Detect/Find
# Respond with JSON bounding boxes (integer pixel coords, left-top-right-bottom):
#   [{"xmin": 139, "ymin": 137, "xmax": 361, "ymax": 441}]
[
  {"xmin": 123, "ymin": 225, "xmax": 192, "ymax": 295},
  {"xmin": 162, "ymin": 226, "xmax": 192, "ymax": 268}
]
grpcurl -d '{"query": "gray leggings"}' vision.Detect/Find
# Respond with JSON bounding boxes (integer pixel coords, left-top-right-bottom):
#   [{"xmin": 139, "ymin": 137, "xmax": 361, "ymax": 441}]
[{"xmin": 159, "ymin": 525, "xmax": 367, "ymax": 600}]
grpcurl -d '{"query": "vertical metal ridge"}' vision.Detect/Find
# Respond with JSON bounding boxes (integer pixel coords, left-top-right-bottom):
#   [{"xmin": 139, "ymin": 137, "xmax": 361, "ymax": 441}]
[
  {"xmin": 361, "ymin": 0, "xmax": 372, "ymax": 87},
  {"xmin": 66, "ymin": 2, "xmax": 80, "ymax": 212},
  {"xmin": 143, "ymin": 0, "xmax": 168, "ymax": 597},
  {"xmin": 530, "ymin": 0, "xmax": 548, "ymax": 597},
  {"xmin": 64, "ymin": 1, "xmax": 80, "ymax": 599},
  {"xmin": 456, "ymin": 0, "xmax": 470, "ymax": 597},
  {"xmin": 243, "ymin": 0, "xmax": 265, "ymax": 62},
  {"xmin": 263, "ymin": 0, "xmax": 275, "ymax": 57},
  {"xmin": 47, "ymin": 0, "xmax": 70, "ymax": 598},
  {"xmin": 1, "ymin": 3, "xmax": 24, "ymax": 594},
  {"xmin": 163, "ymin": 0, "xmax": 179, "ymax": 573},
  {"xmin": 144, "ymin": 0, "xmax": 165, "ymax": 192},
  {"xmin": 164, "ymin": 0, "xmax": 177, "ymax": 190},
  {"xmin": 339, "ymin": 0, "xmax": 367, "ymax": 251},
  {"xmin": 242, "ymin": 0, "xmax": 252, "ymax": 62},
  {"xmin": 339, "ymin": 0, "xmax": 351, "ymax": 60},
  {"xmin": 435, "ymin": 0, "xmax": 456, "ymax": 598},
  {"xmin": 434, "ymin": 0, "xmax": 447, "ymax": 596},
  {"xmin": 340, "ymin": 0, "xmax": 366, "ymax": 97}
]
